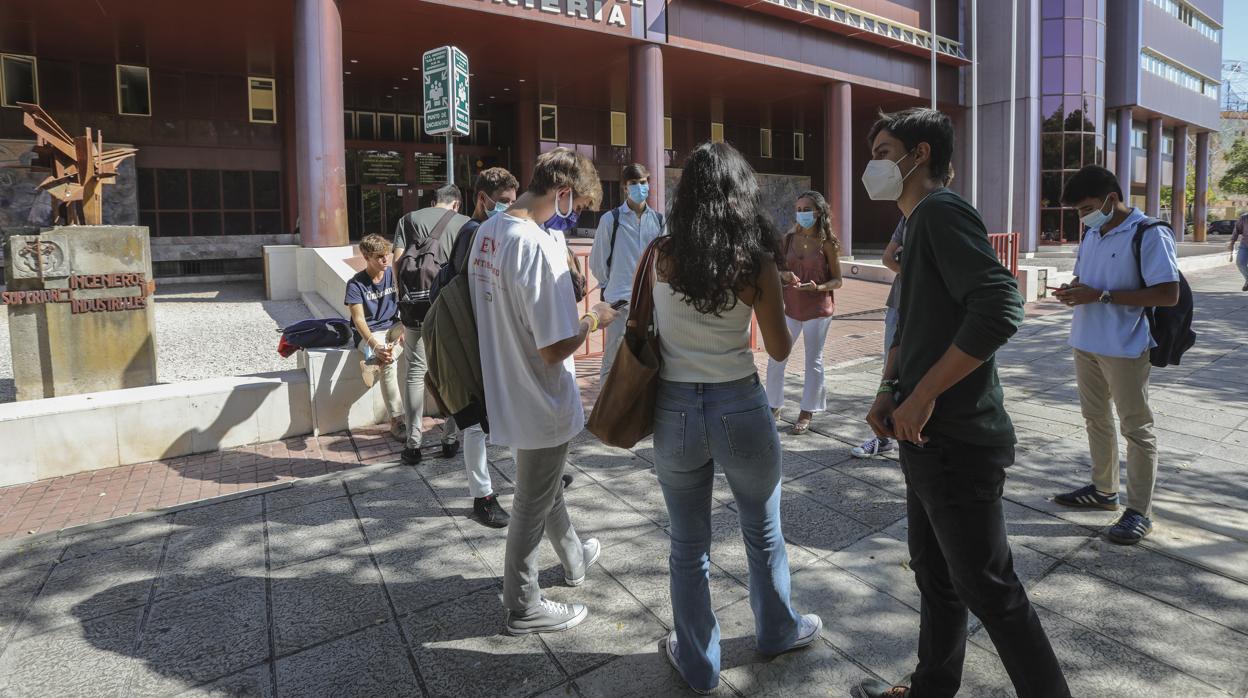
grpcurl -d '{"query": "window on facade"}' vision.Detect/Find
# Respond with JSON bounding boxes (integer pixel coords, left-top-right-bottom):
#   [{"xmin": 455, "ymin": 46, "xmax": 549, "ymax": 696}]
[
  {"xmin": 248, "ymin": 77, "xmax": 276, "ymax": 123},
  {"xmin": 138, "ymin": 168, "xmax": 283, "ymax": 237},
  {"xmin": 344, "ymin": 111, "xmax": 356, "ymax": 140},
  {"xmin": 356, "ymin": 112, "xmax": 376, "ymax": 140},
  {"xmin": 610, "ymin": 111, "xmax": 627, "ymax": 147},
  {"xmin": 117, "ymin": 65, "xmax": 151, "ymax": 116},
  {"xmin": 1, "ymin": 54, "xmax": 37, "ymax": 108},
  {"xmin": 473, "ymin": 119, "xmax": 492, "ymax": 145},
  {"xmin": 1141, "ymin": 49, "xmax": 1216, "ymax": 99},
  {"xmin": 378, "ymin": 113, "xmax": 397, "ymax": 141},
  {"xmin": 710, "ymin": 122, "xmax": 724, "ymax": 144},
  {"xmin": 793, "ymin": 132, "xmax": 805, "ymax": 161},
  {"xmin": 399, "ymin": 114, "xmax": 417, "ymax": 142},
  {"xmin": 760, "ymin": 128, "xmax": 772, "ymax": 158},
  {"xmin": 1147, "ymin": 0, "xmax": 1220, "ymax": 42},
  {"xmin": 540, "ymin": 104, "xmax": 558, "ymax": 141},
  {"xmin": 664, "ymin": 117, "xmax": 673, "ymax": 150}
]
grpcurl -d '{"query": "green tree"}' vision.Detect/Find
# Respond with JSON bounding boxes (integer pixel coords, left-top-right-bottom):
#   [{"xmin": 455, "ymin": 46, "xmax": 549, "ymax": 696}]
[{"xmin": 1218, "ymin": 136, "xmax": 1248, "ymax": 195}]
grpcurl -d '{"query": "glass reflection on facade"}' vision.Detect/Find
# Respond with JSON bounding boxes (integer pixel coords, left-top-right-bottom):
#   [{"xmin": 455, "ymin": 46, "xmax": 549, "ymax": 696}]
[{"xmin": 1039, "ymin": 0, "xmax": 1107, "ymax": 244}]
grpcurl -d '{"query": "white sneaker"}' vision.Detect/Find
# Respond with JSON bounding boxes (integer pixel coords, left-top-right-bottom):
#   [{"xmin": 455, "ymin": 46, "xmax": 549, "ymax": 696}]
[
  {"xmin": 505, "ymin": 598, "xmax": 589, "ymax": 635},
  {"xmin": 565, "ymin": 538, "xmax": 601, "ymax": 586},
  {"xmin": 662, "ymin": 631, "xmax": 716, "ymax": 695}
]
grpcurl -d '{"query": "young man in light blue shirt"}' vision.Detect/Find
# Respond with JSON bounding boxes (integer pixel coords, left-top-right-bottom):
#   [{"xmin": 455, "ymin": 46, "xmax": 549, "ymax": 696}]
[
  {"xmin": 1052, "ymin": 165, "xmax": 1181, "ymax": 545},
  {"xmin": 588, "ymin": 163, "xmax": 664, "ymax": 376}
]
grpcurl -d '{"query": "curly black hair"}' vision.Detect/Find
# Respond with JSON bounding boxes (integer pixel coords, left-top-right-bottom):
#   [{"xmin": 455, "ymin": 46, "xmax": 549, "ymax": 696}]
[{"xmin": 663, "ymin": 141, "xmax": 783, "ymax": 316}]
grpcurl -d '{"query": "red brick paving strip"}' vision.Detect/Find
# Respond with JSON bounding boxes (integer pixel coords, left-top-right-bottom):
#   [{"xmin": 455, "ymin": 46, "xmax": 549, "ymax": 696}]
[{"xmin": 0, "ymin": 282, "xmax": 1066, "ymax": 541}]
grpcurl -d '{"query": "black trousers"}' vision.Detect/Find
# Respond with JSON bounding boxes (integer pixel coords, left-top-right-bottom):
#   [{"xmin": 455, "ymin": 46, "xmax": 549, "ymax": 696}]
[{"xmin": 900, "ymin": 438, "xmax": 1069, "ymax": 698}]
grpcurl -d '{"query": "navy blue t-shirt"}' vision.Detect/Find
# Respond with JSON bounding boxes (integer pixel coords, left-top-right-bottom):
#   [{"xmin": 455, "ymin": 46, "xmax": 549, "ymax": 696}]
[{"xmin": 344, "ymin": 267, "xmax": 398, "ymax": 344}]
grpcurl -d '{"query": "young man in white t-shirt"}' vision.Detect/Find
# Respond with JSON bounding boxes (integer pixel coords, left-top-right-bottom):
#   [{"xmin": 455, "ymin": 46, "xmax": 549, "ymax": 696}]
[{"xmin": 469, "ymin": 147, "xmax": 619, "ymax": 634}]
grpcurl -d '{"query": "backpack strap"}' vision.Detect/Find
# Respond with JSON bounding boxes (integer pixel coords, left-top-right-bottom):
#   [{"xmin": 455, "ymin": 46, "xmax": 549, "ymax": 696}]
[
  {"xmin": 429, "ymin": 208, "xmax": 458, "ymax": 249},
  {"xmin": 1130, "ymin": 218, "xmax": 1170, "ymax": 290},
  {"xmin": 604, "ymin": 209, "xmax": 621, "ymax": 277}
]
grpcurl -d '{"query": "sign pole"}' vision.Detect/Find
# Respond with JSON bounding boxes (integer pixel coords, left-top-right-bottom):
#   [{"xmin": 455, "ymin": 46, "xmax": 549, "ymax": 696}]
[{"xmin": 446, "ymin": 134, "xmax": 454, "ymax": 185}]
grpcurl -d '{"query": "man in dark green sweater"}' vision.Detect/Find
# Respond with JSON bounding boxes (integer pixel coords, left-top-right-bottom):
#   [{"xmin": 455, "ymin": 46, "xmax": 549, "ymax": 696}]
[{"xmin": 852, "ymin": 108, "xmax": 1069, "ymax": 698}]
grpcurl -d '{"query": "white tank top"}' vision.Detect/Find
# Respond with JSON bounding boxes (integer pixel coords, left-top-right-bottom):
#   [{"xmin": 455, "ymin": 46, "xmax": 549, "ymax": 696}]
[{"xmin": 653, "ymin": 281, "xmax": 756, "ymax": 383}]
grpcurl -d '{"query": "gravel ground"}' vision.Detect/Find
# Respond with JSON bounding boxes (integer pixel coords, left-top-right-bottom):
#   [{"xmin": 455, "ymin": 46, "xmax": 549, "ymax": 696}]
[{"xmin": 0, "ymin": 282, "xmax": 313, "ymax": 403}]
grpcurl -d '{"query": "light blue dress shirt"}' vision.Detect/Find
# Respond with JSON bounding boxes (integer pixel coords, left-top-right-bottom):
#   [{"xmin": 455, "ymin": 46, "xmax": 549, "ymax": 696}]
[
  {"xmin": 589, "ymin": 203, "xmax": 664, "ymax": 303},
  {"xmin": 1069, "ymin": 208, "xmax": 1181, "ymax": 358}
]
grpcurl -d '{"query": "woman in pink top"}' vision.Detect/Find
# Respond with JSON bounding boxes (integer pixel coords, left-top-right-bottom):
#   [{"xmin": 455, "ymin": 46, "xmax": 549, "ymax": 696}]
[{"xmin": 764, "ymin": 190, "xmax": 844, "ymax": 435}]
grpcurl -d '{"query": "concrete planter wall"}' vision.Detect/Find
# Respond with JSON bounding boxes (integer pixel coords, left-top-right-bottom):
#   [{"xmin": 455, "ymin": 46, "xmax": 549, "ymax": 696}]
[{"xmin": 0, "ymin": 371, "xmax": 312, "ymax": 488}]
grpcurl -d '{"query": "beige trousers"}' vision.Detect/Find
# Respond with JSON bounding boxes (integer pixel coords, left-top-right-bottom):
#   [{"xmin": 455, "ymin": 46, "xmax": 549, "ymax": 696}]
[
  {"xmin": 1073, "ymin": 348, "xmax": 1158, "ymax": 516},
  {"xmin": 357, "ymin": 324, "xmax": 405, "ymax": 420}
]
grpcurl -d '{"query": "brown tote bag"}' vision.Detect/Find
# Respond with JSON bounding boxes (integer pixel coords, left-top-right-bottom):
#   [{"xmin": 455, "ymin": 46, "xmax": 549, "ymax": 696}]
[{"xmin": 586, "ymin": 238, "xmax": 663, "ymax": 448}]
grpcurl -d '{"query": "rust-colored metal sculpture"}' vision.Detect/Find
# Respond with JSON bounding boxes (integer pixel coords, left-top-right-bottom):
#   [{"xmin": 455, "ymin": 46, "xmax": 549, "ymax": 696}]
[{"xmin": 16, "ymin": 102, "xmax": 136, "ymax": 226}]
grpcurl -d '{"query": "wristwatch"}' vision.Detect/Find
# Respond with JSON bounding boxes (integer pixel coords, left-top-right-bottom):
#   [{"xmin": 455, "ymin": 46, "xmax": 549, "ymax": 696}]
[{"xmin": 1099, "ymin": 290, "xmax": 1113, "ymax": 305}]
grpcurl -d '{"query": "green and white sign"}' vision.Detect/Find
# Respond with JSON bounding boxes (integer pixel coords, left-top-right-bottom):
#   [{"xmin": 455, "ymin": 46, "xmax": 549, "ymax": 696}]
[{"xmin": 422, "ymin": 46, "xmax": 470, "ymax": 137}]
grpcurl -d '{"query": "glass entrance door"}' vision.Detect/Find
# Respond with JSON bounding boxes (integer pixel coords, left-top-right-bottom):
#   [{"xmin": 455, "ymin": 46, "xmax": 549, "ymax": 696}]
[{"xmin": 359, "ymin": 185, "xmax": 405, "ymax": 241}]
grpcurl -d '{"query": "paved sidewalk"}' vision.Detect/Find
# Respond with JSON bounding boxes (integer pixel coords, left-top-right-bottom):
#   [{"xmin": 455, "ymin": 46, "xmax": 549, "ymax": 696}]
[
  {"xmin": 0, "ymin": 279, "xmax": 896, "ymax": 541},
  {"xmin": 1, "ymin": 267, "xmax": 1246, "ymax": 697}
]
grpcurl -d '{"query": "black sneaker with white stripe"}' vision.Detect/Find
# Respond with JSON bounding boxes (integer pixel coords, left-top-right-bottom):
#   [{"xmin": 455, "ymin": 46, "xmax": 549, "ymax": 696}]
[
  {"xmin": 1054, "ymin": 484, "xmax": 1118, "ymax": 511},
  {"xmin": 1107, "ymin": 508, "xmax": 1152, "ymax": 545}
]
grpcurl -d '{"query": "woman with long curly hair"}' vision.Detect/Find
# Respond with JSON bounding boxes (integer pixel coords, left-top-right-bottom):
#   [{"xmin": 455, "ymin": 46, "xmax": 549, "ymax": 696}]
[
  {"xmin": 651, "ymin": 142, "xmax": 822, "ymax": 694},
  {"xmin": 765, "ymin": 190, "xmax": 844, "ymax": 435}
]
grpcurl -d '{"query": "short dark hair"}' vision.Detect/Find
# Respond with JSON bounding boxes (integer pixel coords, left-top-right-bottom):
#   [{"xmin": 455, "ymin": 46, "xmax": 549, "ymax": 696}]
[
  {"xmin": 434, "ymin": 183, "xmax": 461, "ymax": 205},
  {"xmin": 866, "ymin": 108, "xmax": 954, "ymax": 181},
  {"xmin": 621, "ymin": 163, "xmax": 650, "ymax": 182},
  {"xmin": 474, "ymin": 167, "xmax": 518, "ymax": 198},
  {"xmin": 1061, "ymin": 165, "xmax": 1123, "ymax": 205}
]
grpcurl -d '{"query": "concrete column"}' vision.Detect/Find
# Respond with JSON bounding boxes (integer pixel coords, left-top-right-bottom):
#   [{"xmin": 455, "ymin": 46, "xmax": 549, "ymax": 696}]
[
  {"xmin": 1116, "ymin": 108, "xmax": 1133, "ymax": 194},
  {"xmin": 1145, "ymin": 118, "xmax": 1162, "ymax": 217},
  {"xmin": 516, "ymin": 98, "xmax": 537, "ymax": 188},
  {"xmin": 294, "ymin": 0, "xmax": 348, "ymax": 248},
  {"xmin": 824, "ymin": 82, "xmax": 852, "ymax": 256},
  {"xmin": 629, "ymin": 44, "xmax": 666, "ymax": 215},
  {"xmin": 1171, "ymin": 124, "xmax": 1188, "ymax": 234},
  {"xmin": 1194, "ymin": 130, "xmax": 1209, "ymax": 241}
]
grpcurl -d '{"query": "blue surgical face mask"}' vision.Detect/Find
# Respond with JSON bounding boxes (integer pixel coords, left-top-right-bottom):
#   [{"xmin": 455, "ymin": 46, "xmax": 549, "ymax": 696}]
[
  {"xmin": 543, "ymin": 189, "xmax": 579, "ymax": 231},
  {"xmin": 627, "ymin": 183, "xmax": 650, "ymax": 205},
  {"xmin": 795, "ymin": 211, "xmax": 817, "ymax": 230},
  {"xmin": 484, "ymin": 194, "xmax": 509, "ymax": 219},
  {"xmin": 1080, "ymin": 194, "xmax": 1113, "ymax": 230}
]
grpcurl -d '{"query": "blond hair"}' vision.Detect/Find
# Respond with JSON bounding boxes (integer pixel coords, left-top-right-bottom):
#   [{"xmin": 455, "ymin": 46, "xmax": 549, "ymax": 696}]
[{"xmin": 359, "ymin": 234, "xmax": 392, "ymax": 257}]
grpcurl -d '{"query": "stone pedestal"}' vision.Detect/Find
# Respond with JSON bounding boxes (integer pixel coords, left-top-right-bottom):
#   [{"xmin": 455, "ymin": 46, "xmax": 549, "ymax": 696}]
[{"xmin": 3, "ymin": 226, "xmax": 157, "ymax": 401}]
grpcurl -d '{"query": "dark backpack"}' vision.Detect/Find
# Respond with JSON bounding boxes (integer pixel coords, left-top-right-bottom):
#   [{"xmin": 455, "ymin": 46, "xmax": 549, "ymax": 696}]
[
  {"xmin": 1132, "ymin": 219, "xmax": 1196, "ymax": 368},
  {"xmin": 278, "ymin": 318, "xmax": 353, "ymax": 351},
  {"xmin": 601, "ymin": 208, "xmax": 664, "ymax": 300},
  {"xmin": 397, "ymin": 209, "xmax": 457, "ymax": 328}
]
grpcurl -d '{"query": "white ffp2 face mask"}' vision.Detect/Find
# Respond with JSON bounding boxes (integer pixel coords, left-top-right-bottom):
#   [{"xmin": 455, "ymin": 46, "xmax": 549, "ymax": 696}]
[{"xmin": 861, "ymin": 151, "xmax": 919, "ymax": 201}]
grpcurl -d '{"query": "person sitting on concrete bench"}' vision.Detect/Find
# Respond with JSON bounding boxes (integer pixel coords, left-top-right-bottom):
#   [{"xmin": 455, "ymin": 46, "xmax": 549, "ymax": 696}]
[{"xmin": 346, "ymin": 233, "xmax": 406, "ymax": 442}]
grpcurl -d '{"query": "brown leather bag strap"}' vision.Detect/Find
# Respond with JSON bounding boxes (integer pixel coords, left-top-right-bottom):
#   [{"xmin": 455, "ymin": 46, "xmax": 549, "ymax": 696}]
[{"xmin": 626, "ymin": 237, "xmax": 663, "ymax": 341}]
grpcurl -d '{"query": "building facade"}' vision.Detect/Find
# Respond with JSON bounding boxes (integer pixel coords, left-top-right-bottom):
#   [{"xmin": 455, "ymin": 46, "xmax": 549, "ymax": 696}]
[{"xmin": 0, "ymin": 0, "xmax": 1223, "ymax": 276}]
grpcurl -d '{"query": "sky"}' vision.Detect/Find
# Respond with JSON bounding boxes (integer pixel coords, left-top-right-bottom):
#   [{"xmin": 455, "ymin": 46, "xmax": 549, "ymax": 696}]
[{"xmin": 1225, "ymin": 3, "xmax": 1248, "ymax": 63}]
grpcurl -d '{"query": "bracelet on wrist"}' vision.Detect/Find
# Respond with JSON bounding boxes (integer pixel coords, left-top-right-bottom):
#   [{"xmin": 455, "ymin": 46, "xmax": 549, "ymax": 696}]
[{"xmin": 580, "ymin": 312, "xmax": 599, "ymax": 333}]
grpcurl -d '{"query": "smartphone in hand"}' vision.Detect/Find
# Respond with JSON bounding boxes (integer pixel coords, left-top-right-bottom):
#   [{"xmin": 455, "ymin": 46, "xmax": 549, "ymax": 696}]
[{"xmin": 610, "ymin": 299, "xmax": 629, "ymax": 310}]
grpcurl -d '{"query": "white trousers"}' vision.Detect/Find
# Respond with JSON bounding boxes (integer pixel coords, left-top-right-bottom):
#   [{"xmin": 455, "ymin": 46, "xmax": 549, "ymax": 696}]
[
  {"xmin": 765, "ymin": 315, "xmax": 834, "ymax": 413},
  {"xmin": 462, "ymin": 424, "xmax": 493, "ymax": 498}
]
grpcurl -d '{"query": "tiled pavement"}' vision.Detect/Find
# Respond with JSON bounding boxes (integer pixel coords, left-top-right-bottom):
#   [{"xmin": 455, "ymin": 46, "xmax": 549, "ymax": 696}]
[
  {"xmin": 1, "ymin": 267, "xmax": 1247, "ymax": 696},
  {"xmin": 0, "ymin": 278, "xmax": 898, "ymax": 541}
]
